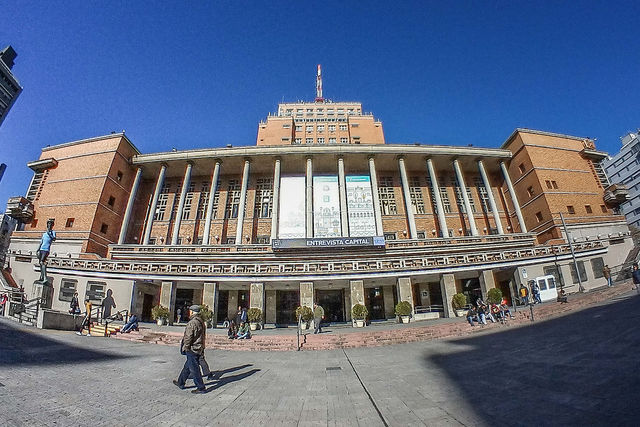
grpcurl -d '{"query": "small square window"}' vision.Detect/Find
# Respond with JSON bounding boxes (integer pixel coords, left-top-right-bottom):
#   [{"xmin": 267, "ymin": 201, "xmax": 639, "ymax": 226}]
[
  {"xmin": 306, "ymin": 138, "xmax": 313, "ymax": 144},
  {"xmin": 518, "ymin": 164, "xmax": 526, "ymax": 174},
  {"xmin": 351, "ymin": 123, "xmax": 359, "ymax": 128},
  {"xmin": 116, "ymin": 171, "xmax": 123, "ymax": 182},
  {"xmin": 585, "ymin": 205, "xmax": 592, "ymax": 213},
  {"xmin": 417, "ymin": 231, "xmax": 426, "ymax": 239},
  {"xmin": 100, "ymin": 223, "xmax": 109, "ymax": 234},
  {"xmin": 535, "ymin": 212, "xmax": 543, "ymax": 222},
  {"xmin": 552, "ymin": 181, "xmax": 558, "ymax": 189},
  {"xmin": 545, "ymin": 180, "xmax": 552, "ymax": 189},
  {"xmin": 65, "ymin": 218, "xmax": 74, "ymax": 228},
  {"xmin": 600, "ymin": 205, "xmax": 607, "ymax": 213},
  {"xmin": 226, "ymin": 237, "xmax": 236, "ymax": 245},
  {"xmin": 567, "ymin": 206, "xmax": 575, "ymax": 214},
  {"xmin": 108, "ymin": 196, "xmax": 115, "ymax": 207}
]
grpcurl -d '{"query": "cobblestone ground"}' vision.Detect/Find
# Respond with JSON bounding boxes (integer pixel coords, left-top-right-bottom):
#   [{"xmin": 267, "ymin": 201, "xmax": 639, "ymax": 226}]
[{"xmin": 1, "ymin": 290, "xmax": 639, "ymax": 426}]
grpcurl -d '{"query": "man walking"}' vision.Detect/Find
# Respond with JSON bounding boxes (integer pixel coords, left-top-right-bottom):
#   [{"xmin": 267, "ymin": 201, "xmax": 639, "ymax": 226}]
[
  {"xmin": 519, "ymin": 284, "xmax": 529, "ymax": 305},
  {"xmin": 313, "ymin": 302, "xmax": 324, "ymax": 334},
  {"xmin": 76, "ymin": 297, "xmax": 92, "ymax": 336},
  {"xmin": 603, "ymin": 265, "xmax": 612, "ymax": 287},
  {"xmin": 173, "ymin": 305, "xmax": 207, "ymax": 394},
  {"xmin": 632, "ymin": 263, "xmax": 640, "ymax": 290}
]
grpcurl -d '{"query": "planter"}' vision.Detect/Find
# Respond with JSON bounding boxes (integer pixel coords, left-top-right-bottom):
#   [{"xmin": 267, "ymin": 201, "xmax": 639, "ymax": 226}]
[
  {"xmin": 156, "ymin": 318, "xmax": 165, "ymax": 326},
  {"xmin": 249, "ymin": 322, "xmax": 258, "ymax": 331},
  {"xmin": 400, "ymin": 315, "xmax": 410, "ymax": 324},
  {"xmin": 454, "ymin": 309, "xmax": 466, "ymax": 317},
  {"xmin": 354, "ymin": 319, "xmax": 365, "ymax": 328},
  {"xmin": 300, "ymin": 322, "xmax": 309, "ymax": 330}
]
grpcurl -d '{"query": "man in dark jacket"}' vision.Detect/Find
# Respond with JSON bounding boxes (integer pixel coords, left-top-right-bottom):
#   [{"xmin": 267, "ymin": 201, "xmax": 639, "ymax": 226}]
[
  {"xmin": 632, "ymin": 264, "xmax": 640, "ymax": 290},
  {"xmin": 173, "ymin": 305, "xmax": 207, "ymax": 394}
]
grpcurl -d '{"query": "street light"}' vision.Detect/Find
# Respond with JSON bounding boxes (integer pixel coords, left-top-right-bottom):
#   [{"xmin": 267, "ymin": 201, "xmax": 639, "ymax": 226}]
[{"xmin": 559, "ymin": 212, "xmax": 585, "ymax": 292}]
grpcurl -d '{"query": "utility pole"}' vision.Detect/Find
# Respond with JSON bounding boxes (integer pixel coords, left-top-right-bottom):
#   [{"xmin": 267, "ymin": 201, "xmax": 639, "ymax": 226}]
[{"xmin": 560, "ymin": 212, "xmax": 584, "ymax": 292}]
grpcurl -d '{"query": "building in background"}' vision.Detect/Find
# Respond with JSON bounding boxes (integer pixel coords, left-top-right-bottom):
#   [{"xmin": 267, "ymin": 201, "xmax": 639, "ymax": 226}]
[
  {"xmin": 603, "ymin": 131, "xmax": 640, "ymax": 229},
  {"xmin": 0, "ymin": 213, "xmax": 18, "ymax": 267},
  {"xmin": 3, "ymin": 68, "xmax": 634, "ymax": 326},
  {"xmin": 0, "ymin": 45, "xmax": 23, "ymax": 128}
]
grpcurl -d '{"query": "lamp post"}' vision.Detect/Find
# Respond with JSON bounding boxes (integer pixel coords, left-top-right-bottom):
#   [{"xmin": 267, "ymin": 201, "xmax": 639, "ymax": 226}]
[{"xmin": 559, "ymin": 212, "xmax": 584, "ymax": 292}]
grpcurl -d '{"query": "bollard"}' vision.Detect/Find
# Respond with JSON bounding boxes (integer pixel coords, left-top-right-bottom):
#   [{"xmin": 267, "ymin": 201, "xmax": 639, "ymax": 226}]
[{"xmin": 529, "ymin": 303, "xmax": 535, "ymax": 322}]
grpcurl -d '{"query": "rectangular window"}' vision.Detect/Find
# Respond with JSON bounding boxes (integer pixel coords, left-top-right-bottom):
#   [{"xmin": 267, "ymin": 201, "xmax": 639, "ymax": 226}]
[
  {"xmin": 329, "ymin": 137, "xmax": 337, "ymax": 144},
  {"xmin": 518, "ymin": 163, "xmax": 526, "ymax": 175},
  {"xmin": 475, "ymin": 177, "xmax": 490, "ymax": 213},
  {"xmin": 306, "ymin": 138, "xmax": 313, "ymax": 144},
  {"xmin": 409, "ymin": 177, "xmax": 425, "ymax": 214},
  {"xmin": 591, "ymin": 257, "xmax": 605, "ymax": 279},
  {"xmin": 351, "ymin": 123, "xmax": 359, "ymax": 127},
  {"xmin": 318, "ymin": 137, "xmax": 325, "ymax": 144},
  {"xmin": 116, "ymin": 171, "xmax": 123, "ymax": 182},
  {"xmin": 317, "ymin": 125, "xmax": 325, "ymax": 132},
  {"xmin": 225, "ymin": 179, "xmax": 241, "ymax": 218},
  {"xmin": 552, "ymin": 180, "xmax": 558, "ymax": 189},
  {"xmin": 339, "ymin": 125, "xmax": 347, "ymax": 131},
  {"xmin": 108, "ymin": 196, "xmax": 115, "ymax": 207},
  {"xmin": 417, "ymin": 231, "xmax": 426, "ymax": 239},
  {"xmin": 306, "ymin": 125, "xmax": 313, "ymax": 132},
  {"xmin": 340, "ymin": 137, "xmax": 348, "ymax": 144},
  {"xmin": 100, "ymin": 223, "xmax": 108, "ymax": 234},
  {"xmin": 378, "ymin": 177, "xmax": 398, "ymax": 215},
  {"xmin": 58, "ymin": 278, "xmax": 77, "ymax": 302},
  {"xmin": 256, "ymin": 236, "xmax": 269, "ymax": 244},
  {"xmin": 254, "ymin": 178, "xmax": 273, "ymax": 218},
  {"xmin": 384, "ymin": 232, "xmax": 397, "ymax": 240},
  {"xmin": 585, "ymin": 205, "xmax": 592, "ymax": 214},
  {"xmin": 543, "ymin": 266, "xmax": 560, "ymax": 283},
  {"xmin": 196, "ymin": 182, "xmax": 209, "ymax": 220},
  {"xmin": 535, "ymin": 211, "xmax": 543, "ymax": 222},
  {"xmin": 570, "ymin": 261, "xmax": 588, "ymax": 283},
  {"xmin": 85, "ymin": 281, "xmax": 106, "ymax": 303},
  {"xmin": 65, "ymin": 218, "xmax": 74, "ymax": 228},
  {"xmin": 527, "ymin": 186, "xmax": 535, "ymax": 197},
  {"xmin": 225, "ymin": 237, "xmax": 236, "ymax": 245},
  {"xmin": 600, "ymin": 205, "xmax": 607, "ymax": 213},
  {"xmin": 182, "ymin": 193, "xmax": 193, "ymax": 220},
  {"xmin": 282, "ymin": 123, "xmax": 290, "ymax": 128},
  {"xmin": 545, "ymin": 180, "xmax": 552, "ymax": 189},
  {"xmin": 452, "ymin": 178, "xmax": 475, "ymax": 213},
  {"xmin": 438, "ymin": 176, "xmax": 452, "ymax": 213},
  {"xmin": 295, "ymin": 125, "xmax": 302, "ymax": 131},
  {"xmin": 294, "ymin": 138, "xmax": 302, "ymax": 144},
  {"xmin": 567, "ymin": 206, "xmax": 575, "ymax": 214},
  {"xmin": 328, "ymin": 125, "xmax": 336, "ymax": 132}
]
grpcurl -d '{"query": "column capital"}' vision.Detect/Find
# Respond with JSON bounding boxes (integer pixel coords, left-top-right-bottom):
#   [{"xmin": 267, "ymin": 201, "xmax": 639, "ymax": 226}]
[
  {"xmin": 213, "ymin": 158, "xmax": 223, "ymax": 165},
  {"xmin": 185, "ymin": 160, "xmax": 195, "ymax": 166}
]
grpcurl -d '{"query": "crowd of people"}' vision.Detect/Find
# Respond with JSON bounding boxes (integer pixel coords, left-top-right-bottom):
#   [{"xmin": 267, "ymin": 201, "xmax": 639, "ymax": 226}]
[
  {"xmin": 466, "ymin": 297, "xmax": 514, "ymax": 326},
  {"xmin": 225, "ymin": 306, "xmax": 250, "ymax": 339}
]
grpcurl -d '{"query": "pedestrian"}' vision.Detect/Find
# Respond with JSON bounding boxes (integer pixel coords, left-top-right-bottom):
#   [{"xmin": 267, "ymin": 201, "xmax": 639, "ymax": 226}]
[
  {"xmin": 603, "ymin": 265, "xmax": 612, "ymax": 287},
  {"xmin": 532, "ymin": 280, "xmax": 542, "ymax": 304},
  {"xmin": 76, "ymin": 297, "xmax": 92, "ymax": 336},
  {"xmin": 176, "ymin": 307, "xmax": 182, "ymax": 324},
  {"xmin": 632, "ymin": 263, "xmax": 640, "ymax": 290},
  {"xmin": 234, "ymin": 305, "xmax": 244, "ymax": 326},
  {"xmin": 0, "ymin": 292, "xmax": 7, "ymax": 315},
  {"xmin": 173, "ymin": 304, "xmax": 207, "ymax": 394},
  {"xmin": 69, "ymin": 291, "xmax": 80, "ymax": 314},
  {"xmin": 313, "ymin": 301, "xmax": 324, "ymax": 334},
  {"xmin": 519, "ymin": 284, "xmax": 529, "ymax": 305}
]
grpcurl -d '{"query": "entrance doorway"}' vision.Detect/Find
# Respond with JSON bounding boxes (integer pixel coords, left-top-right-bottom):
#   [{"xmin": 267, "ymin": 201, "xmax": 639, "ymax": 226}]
[
  {"xmin": 217, "ymin": 290, "xmax": 229, "ymax": 323},
  {"xmin": 428, "ymin": 282, "xmax": 443, "ymax": 306},
  {"xmin": 238, "ymin": 290, "xmax": 249, "ymax": 309},
  {"xmin": 141, "ymin": 294, "xmax": 154, "ymax": 322},
  {"xmin": 498, "ymin": 280, "xmax": 512, "ymax": 305},
  {"xmin": 365, "ymin": 287, "xmax": 386, "ymax": 320},
  {"xmin": 316, "ymin": 290, "xmax": 345, "ymax": 323},
  {"xmin": 175, "ymin": 289, "xmax": 194, "ymax": 323},
  {"xmin": 276, "ymin": 290, "xmax": 299, "ymax": 325},
  {"xmin": 462, "ymin": 278, "xmax": 481, "ymax": 306}
]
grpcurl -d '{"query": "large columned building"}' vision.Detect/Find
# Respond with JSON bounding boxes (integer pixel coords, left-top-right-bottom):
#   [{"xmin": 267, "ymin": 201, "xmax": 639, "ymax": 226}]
[{"xmin": 4, "ymin": 79, "xmax": 633, "ymax": 325}]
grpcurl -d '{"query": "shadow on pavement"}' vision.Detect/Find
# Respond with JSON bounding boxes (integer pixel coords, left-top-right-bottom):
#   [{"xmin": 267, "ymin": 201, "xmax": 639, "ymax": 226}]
[
  {"xmin": 209, "ymin": 363, "xmax": 253, "ymax": 380},
  {"xmin": 428, "ymin": 293, "xmax": 640, "ymax": 426},
  {"xmin": 208, "ymin": 368, "xmax": 261, "ymax": 391},
  {"xmin": 0, "ymin": 318, "xmax": 133, "ymax": 366}
]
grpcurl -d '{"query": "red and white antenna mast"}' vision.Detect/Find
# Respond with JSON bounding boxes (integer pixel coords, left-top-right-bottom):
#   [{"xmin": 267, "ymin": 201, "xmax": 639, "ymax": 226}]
[{"xmin": 315, "ymin": 64, "xmax": 324, "ymax": 102}]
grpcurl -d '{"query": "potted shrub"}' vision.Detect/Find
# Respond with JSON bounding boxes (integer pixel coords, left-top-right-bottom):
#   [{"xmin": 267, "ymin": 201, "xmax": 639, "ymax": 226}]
[
  {"xmin": 451, "ymin": 293, "xmax": 468, "ymax": 317},
  {"xmin": 487, "ymin": 288, "xmax": 503, "ymax": 305},
  {"xmin": 351, "ymin": 303, "xmax": 368, "ymax": 327},
  {"xmin": 395, "ymin": 301, "xmax": 412, "ymax": 323},
  {"xmin": 247, "ymin": 307, "xmax": 262, "ymax": 331},
  {"xmin": 151, "ymin": 305, "xmax": 170, "ymax": 326},
  {"xmin": 295, "ymin": 305, "xmax": 313, "ymax": 330},
  {"xmin": 199, "ymin": 304, "xmax": 214, "ymax": 328}
]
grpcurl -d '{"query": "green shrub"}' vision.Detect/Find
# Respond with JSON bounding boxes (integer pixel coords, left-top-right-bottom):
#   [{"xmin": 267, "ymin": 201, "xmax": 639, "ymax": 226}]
[
  {"xmin": 151, "ymin": 305, "xmax": 170, "ymax": 320},
  {"xmin": 452, "ymin": 293, "xmax": 467, "ymax": 310},
  {"xmin": 295, "ymin": 305, "xmax": 313, "ymax": 322},
  {"xmin": 247, "ymin": 307, "xmax": 262, "ymax": 323},
  {"xmin": 199, "ymin": 304, "xmax": 214, "ymax": 323},
  {"xmin": 487, "ymin": 288, "xmax": 503, "ymax": 304},
  {"xmin": 395, "ymin": 301, "xmax": 412, "ymax": 316},
  {"xmin": 351, "ymin": 303, "xmax": 368, "ymax": 320}
]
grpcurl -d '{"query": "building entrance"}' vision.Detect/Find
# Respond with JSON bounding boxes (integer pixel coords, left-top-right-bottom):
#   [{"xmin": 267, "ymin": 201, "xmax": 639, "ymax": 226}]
[
  {"xmin": 365, "ymin": 287, "xmax": 386, "ymax": 320},
  {"xmin": 276, "ymin": 290, "xmax": 299, "ymax": 325},
  {"xmin": 175, "ymin": 289, "xmax": 194, "ymax": 323},
  {"xmin": 238, "ymin": 290, "xmax": 249, "ymax": 309},
  {"xmin": 141, "ymin": 294, "xmax": 154, "ymax": 322},
  {"xmin": 217, "ymin": 290, "xmax": 229, "ymax": 323},
  {"xmin": 428, "ymin": 282, "xmax": 443, "ymax": 306},
  {"xmin": 315, "ymin": 290, "xmax": 344, "ymax": 323}
]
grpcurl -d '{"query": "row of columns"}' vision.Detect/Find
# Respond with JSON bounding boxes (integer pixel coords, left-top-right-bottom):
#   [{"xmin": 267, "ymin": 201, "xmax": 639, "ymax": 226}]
[{"xmin": 120, "ymin": 156, "xmax": 526, "ymax": 246}]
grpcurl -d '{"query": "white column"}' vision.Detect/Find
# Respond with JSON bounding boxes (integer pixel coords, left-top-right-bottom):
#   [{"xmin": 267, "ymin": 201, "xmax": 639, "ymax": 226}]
[
  {"xmin": 453, "ymin": 159, "xmax": 478, "ymax": 236},
  {"xmin": 171, "ymin": 162, "xmax": 193, "ymax": 245},
  {"xmin": 426, "ymin": 158, "xmax": 448, "ymax": 237},
  {"xmin": 338, "ymin": 156, "xmax": 349, "ymax": 236},
  {"xmin": 306, "ymin": 157, "xmax": 313, "ymax": 238},
  {"xmin": 235, "ymin": 159, "xmax": 251, "ymax": 244},
  {"xmin": 368, "ymin": 156, "xmax": 384, "ymax": 236},
  {"xmin": 398, "ymin": 157, "xmax": 417, "ymax": 239},
  {"xmin": 500, "ymin": 161, "xmax": 527, "ymax": 233},
  {"xmin": 118, "ymin": 167, "xmax": 143, "ymax": 244},
  {"xmin": 142, "ymin": 163, "xmax": 167, "ymax": 245},
  {"xmin": 478, "ymin": 160, "xmax": 504, "ymax": 234},
  {"xmin": 270, "ymin": 157, "xmax": 281, "ymax": 241},
  {"xmin": 202, "ymin": 160, "xmax": 221, "ymax": 245}
]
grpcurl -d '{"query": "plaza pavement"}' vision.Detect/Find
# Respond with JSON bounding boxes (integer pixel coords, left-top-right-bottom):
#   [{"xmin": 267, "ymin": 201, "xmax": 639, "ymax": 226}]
[{"xmin": 1, "ymin": 289, "xmax": 639, "ymax": 426}]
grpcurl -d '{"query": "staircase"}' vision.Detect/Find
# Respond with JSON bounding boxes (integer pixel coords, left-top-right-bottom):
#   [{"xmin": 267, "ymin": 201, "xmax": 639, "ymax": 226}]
[{"xmin": 88, "ymin": 323, "xmax": 121, "ymax": 337}]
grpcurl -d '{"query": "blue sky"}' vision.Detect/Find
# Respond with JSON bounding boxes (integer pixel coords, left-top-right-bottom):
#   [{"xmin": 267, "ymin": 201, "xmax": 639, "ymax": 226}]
[{"xmin": 1, "ymin": 1, "xmax": 639, "ymax": 204}]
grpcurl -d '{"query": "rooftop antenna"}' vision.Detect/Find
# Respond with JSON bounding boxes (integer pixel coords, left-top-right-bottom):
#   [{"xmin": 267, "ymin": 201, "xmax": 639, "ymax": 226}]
[{"xmin": 315, "ymin": 64, "xmax": 324, "ymax": 103}]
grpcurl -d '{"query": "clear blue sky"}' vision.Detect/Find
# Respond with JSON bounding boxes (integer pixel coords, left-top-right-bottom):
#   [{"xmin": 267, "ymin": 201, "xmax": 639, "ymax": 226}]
[{"xmin": 1, "ymin": 1, "xmax": 639, "ymax": 205}]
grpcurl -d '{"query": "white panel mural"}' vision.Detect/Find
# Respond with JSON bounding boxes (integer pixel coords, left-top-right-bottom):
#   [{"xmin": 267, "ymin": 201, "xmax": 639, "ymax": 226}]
[
  {"xmin": 346, "ymin": 175, "xmax": 376, "ymax": 237},
  {"xmin": 278, "ymin": 176, "xmax": 306, "ymax": 238},
  {"xmin": 313, "ymin": 176, "xmax": 341, "ymax": 237}
]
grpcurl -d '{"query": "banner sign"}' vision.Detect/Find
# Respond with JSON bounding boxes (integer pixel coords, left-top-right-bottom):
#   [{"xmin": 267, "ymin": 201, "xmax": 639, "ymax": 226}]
[
  {"xmin": 272, "ymin": 236, "xmax": 385, "ymax": 250},
  {"xmin": 278, "ymin": 176, "xmax": 306, "ymax": 238},
  {"xmin": 313, "ymin": 175, "xmax": 341, "ymax": 237},
  {"xmin": 346, "ymin": 175, "xmax": 376, "ymax": 237}
]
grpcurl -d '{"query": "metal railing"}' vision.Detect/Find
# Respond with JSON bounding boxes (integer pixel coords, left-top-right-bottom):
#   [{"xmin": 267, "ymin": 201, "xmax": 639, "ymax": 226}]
[{"xmin": 414, "ymin": 304, "xmax": 444, "ymax": 314}]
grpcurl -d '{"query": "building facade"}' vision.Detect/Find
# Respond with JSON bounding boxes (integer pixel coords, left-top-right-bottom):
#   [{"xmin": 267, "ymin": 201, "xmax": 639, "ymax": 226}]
[
  {"xmin": 0, "ymin": 46, "xmax": 23, "ymax": 128},
  {"xmin": 3, "ymin": 83, "xmax": 634, "ymax": 326},
  {"xmin": 603, "ymin": 131, "xmax": 640, "ymax": 229}
]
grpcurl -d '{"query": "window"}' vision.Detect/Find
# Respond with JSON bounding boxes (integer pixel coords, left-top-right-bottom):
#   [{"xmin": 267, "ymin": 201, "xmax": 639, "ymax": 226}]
[
  {"xmin": 600, "ymin": 205, "xmax": 607, "ymax": 213},
  {"xmin": 116, "ymin": 171, "xmax": 123, "ymax": 182},
  {"xmin": 543, "ymin": 266, "xmax": 561, "ymax": 283},
  {"xmin": 329, "ymin": 138, "xmax": 336, "ymax": 144},
  {"xmin": 256, "ymin": 236, "xmax": 269, "ymax": 244},
  {"xmin": 108, "ymin": 196, "xmax": 115, "ymax": 207},
  {"xmin": 552, "ymin": 180, "xmax": 558, "ymax": 189},
  {"xmin": 591, "ymin": 257, "xmax": 605, "ymax": 279},
  {"xmin": 475, "ymin": 177, "xmax": 490, "ymax": 213},
  {"xmin": 149, "ymin": 238, "xmax": 156, "ymax": 245},
  {"xmin": 65, "ymin": 218, "xmax": 74, "ymax": 228},
  {"xmin": 306, "ymin": 138, "xmax": 313, "ymax": 144},
  {"xmin": 85, "ymin": 281, "xmax": 106, "ymax": 303},
  {"xmin": 535, "ymin": 211, "xmax": 543, "ymax": 222},
  {"xmin": 351, "ymin": 123, "xmax": 359, "ymax": 127},
  {"xmin": 318, "ymin": 137, "xmax": 325, "ymax": 144},
  {"xmin": 295, "ymin": 125, "xmax": 302, "ymax": 131},
  {"xmin": 196, "ymin": 182, "xmax": 209, "ymax": 219},
  {"xmin": 225, "ymin": 237, "xmax": 236, "ymax": 245},
  {"xmin": 306, "ymin": 125, "xmax": 313, "ymax": 132},
  {"xmin": 317, "ymin": 125, "xmax": 324, "ymax": 132},
  {"xmin": 225, "ymin": 179, "xmax": 241, "ymax": 218},
  {"xmin": 339, "ymin": 125, "xmax": 347, "ymax": 131},
  {"xmin": 545, "ymin": 180, "xmax": 552, "ymax": 189},
  {"xmin": 58, "ymin": 278, "xmax": 77, "ymax": 302},
  {"xmin": 518, "ymin": 163, "xmax": 526, "ymax": 174},
  {"xmin": 453, "ymin": 177, "xmax": 476, "ymax": 213},
  {"xmin": 282, "ymin": 123, "xmax": 290, "ymax": 128},
  {"xmin": 438, "ymin": 176, "xmax": 452, "ymax": 213},
  {"xmin": 409, "ymin": 177, "xmax": 425, "ymax": 214},
  {"xmin": 294, "ymin": 138, "xmax": 302, "ymax": 144},
  {"xmin": 384, "ymin": 232, "xmax": 397, "ymax": 240},
  {"xmin": 570, "ymin": 261, "xmax": 588, "ymax": 283},
  {"xmin": 328, "ymin": 125, "xmax": 336, "ymax": 132},
  {"xmin": 378, "ymin": 177, "xmax": 397, "ymax": 215},
  {"xmin": 100, "ymin": 223, "xmax": 109, "ymax": 234},
  {"xmin": 254, "ymin": 178, "xmax": 273, "ymax": 218},
  {"xmin": 567, "ymin": 206, "xmax": 575, "ymax": 214},
  {"xmin": 155, "ymin": 194, "xmax": 168, "ymax": 220},
  {"xmin": 281, "ymin": 137, "xmax": 290, "ymax": 142},
  {"xmin": 182, "ymin": 193, "xmax": 193, "ymax": 220},
  {"xmin": 585, "ymin": 205, "xmax": 592, "ymax": 214},
  {"xmin": 417, "ymin": 231, "xmax": 426, "ymax": 239},
  {"xmin": 527, "ymin": 186, "xmax": 535, "ymax": 197},
  {"xmin": 340, "ymin": 137, "xmax": 348, "ymax": 144}
]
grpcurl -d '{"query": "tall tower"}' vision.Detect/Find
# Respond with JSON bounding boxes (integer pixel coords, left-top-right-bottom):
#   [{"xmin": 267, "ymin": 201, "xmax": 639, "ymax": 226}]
[
  {"xmin": 315, "ymin": 64, "xmax": 324, "ymax": 103},
  {"xmin": 0, "ymin": 45, "xmax": 23, "ymax": 128}
]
